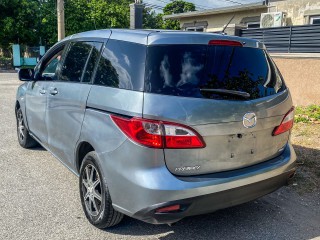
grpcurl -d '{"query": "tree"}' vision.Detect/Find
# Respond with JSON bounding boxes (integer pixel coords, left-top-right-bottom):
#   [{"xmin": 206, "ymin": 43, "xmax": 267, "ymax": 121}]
[
  {"xmin": 143, "ymin": 7, "xmax": 163, "ymax": 29},
  {"xmin": 0, "ymin": 0, "xmax": 132, "ymax": 48},
  {"xmin": 0, "ymin": 0, "xmax": 41, "ymax": 49},
  {"xmin": 87, "ymin": 0, "xmax": 131, "ymax": 30},
  {"xmin": 162, "ymin": 0, "xmax": 195, "ymax": 29},
  {"xmin": 0, "ymin": 0, "xmax": 195, "ymax": 49},
  {"xmin": 163, "ymin": 0, "xmax": 195, "ymax": 14}
]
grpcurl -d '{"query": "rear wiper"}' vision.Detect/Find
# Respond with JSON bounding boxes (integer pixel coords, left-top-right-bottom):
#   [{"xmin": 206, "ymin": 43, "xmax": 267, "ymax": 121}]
[{"xmin": 200, "ymin": 89, "xmax": 251, "ymax": 99}]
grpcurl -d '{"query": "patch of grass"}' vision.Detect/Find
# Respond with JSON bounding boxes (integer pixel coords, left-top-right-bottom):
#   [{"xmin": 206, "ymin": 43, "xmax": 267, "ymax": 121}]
[
  {"xmin": 291, "ymin": 122, "xmax": 320, "ymax": 194},
  {"xmin": 295, "ymin": 105, "xmax": 320, "ymax": 123}
]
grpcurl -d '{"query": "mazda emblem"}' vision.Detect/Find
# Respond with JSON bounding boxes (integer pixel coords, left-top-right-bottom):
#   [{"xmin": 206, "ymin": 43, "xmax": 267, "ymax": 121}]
[{"xmin": 243, "ymin": 112, "xmax": 257, "ymax": 128}]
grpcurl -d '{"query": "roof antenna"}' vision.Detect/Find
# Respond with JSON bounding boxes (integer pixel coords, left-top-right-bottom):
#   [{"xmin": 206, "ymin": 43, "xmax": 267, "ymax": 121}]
[{"xmin": 221, "ymin": 15, "xmax": 235, "ymax": 35}]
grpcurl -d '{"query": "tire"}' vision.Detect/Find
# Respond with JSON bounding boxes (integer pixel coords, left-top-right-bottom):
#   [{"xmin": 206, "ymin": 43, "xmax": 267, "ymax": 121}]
[
  {"xmin": 79, "ymin": 151, "xmax": 124, "ymax": 229},
  {"xmin": 16, "ymin": 108, "xmax": 38, "ymax": 148}
]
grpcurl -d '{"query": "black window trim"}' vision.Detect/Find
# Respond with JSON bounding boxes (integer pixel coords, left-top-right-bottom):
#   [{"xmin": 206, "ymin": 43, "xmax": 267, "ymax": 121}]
[{"xmin": 89, "ymin": 40, "xmax": 109, "ymax": 85}]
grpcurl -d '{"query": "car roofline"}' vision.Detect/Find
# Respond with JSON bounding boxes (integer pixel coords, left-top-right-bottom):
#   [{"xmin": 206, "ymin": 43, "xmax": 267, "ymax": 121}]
[{"xmin": 57, "ymin": 29, "xmax": 265, "ymax": 49}]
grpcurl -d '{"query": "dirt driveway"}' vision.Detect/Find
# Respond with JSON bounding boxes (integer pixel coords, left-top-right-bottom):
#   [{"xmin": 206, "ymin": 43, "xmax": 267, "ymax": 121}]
[{"xmin": 0, "ymin": 73, "xmax": 319, "ymax": 240}]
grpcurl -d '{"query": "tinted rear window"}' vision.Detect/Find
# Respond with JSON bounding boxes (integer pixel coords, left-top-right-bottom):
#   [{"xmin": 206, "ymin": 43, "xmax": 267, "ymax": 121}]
[{"xmin": 145, "ymin": 45, "xmax": 285, "ymax": 100}]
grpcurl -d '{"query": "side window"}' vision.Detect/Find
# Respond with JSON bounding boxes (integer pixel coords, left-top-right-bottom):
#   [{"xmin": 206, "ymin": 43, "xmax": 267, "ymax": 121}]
[
  {"xmin": 40, "ymin": 49, "xmax": 65, "ymax": 80},
  {"xmin": 82, "ymin": 42, "xmax": 102, "ymax": 83},
  {"xmin": 94, "ymin": 39, "xmax": 146, "ymax": 91},
  {"xmin": 60, "ymin": 42, "xmax": 92, "ymax": 82}
]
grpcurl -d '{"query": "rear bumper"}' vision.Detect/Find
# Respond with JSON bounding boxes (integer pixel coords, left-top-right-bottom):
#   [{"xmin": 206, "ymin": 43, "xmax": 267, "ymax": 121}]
[
  {"xmin": 99, "ymin": 141, "xmax": 296, "ymax": 225},
  {"xmin": 132, "ymin": 169, "xmax": 295, "ymax": 224}
]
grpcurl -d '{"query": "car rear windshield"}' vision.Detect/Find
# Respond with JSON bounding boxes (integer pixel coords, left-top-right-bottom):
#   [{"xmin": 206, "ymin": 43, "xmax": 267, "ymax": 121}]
[{"xmin": 144, "ymin": 44, "xmax": 285, "ymax": 100}]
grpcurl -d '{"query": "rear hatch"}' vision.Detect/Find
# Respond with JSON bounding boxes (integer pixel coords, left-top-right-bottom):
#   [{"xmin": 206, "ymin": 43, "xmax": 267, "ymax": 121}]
[{"xmin": 143, "ymin": 37, "xmax": 293, "ymax": 176}]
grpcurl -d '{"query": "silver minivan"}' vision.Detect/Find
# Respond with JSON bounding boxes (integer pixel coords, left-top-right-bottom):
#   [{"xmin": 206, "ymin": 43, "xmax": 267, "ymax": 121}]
[{"xmin": 16, "ymin": 29, "xmax": 297, "ymax": 228}]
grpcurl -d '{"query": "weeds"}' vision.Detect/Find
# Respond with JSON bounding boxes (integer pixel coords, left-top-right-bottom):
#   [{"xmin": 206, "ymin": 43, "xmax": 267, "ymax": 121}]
[
  {"xmin": 295, "ymin": 105, "xmax": 320, "ymax": 123},
  {"xmin": 291, "ymin": 106, "xmax": 320, "ymax": 194}
]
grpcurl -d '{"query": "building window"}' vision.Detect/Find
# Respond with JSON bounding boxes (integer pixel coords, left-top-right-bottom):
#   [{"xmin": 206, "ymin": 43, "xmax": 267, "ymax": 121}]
[
  {"xmin": 182, "ymin": 21, "xmax": 207, "ymax": 32},
  {"xmin": 310, "ymin": 15, "xmax": 320, "ymax": 24},
  {"xmin": 185, "ymin": 27, "xmax": 204, "ymax": 32},
  {"xmin": 247, "ymin": 22, "xmax": 260, "ymax": 29}
]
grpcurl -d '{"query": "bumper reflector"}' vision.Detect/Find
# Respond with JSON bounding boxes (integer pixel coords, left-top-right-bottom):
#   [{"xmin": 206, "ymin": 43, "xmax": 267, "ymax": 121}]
[{"xmin": 155, "ymin": 204, "xmax": 181, "ymax": 213}]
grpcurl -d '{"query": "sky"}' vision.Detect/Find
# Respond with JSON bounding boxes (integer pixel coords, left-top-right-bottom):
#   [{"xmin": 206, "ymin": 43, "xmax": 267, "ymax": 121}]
[{"xmin": 143, "ymin": 0, "xmax": 264, "ymax": 13}]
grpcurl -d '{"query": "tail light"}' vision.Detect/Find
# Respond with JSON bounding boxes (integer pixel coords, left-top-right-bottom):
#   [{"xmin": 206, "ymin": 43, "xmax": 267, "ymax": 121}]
[
  {"xmin": 272, "ymin": 107, "xmax": 295, "ymax": 136},
  {"xmin": 208, "ymin": 40, "xmax": 243, "ymax": 47},
  {"xmin": 111, "ymin": 115, "xmax": 205, "ymax": 149}
]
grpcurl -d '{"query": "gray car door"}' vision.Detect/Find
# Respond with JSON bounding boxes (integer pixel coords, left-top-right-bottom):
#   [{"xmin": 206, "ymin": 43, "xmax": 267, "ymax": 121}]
[
  {"xmin": 25, "ymin": 46, "xmax": 66, "ymax": 146},
  {"xmin": 46, "ymin": 41, "xmax": 103, "ymax": 170}
]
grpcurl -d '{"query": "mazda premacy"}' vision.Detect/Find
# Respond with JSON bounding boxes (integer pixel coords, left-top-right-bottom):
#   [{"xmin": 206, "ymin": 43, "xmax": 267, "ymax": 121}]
[{"xmin": 16, "ymin": 29, "xmax": 297, "ymax": 228}]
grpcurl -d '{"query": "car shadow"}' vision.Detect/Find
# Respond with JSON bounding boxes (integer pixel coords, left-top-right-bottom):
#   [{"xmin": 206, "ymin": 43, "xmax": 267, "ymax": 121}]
[
  {"xmin": 292, "ymin": 144, "xmax": 320, "ymax": 191},
  {"xmin": 105, "ymin": 190, "xmax": 320, "ymax": 240},
  {"xmin": 31, "ymin": 145, "xmax": 46, "ymax": 151},
  {"xmin": 293, "ymin": 144, "xmax": 320, "ymax": 164}
]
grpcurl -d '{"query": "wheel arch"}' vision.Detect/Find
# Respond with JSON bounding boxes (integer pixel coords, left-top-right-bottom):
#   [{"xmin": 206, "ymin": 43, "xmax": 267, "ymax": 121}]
[
  {"xmin": 15, "ymin": 100, "xmax": 21, "ymax": 113},
  {"xmin": 76, "ymin": 141, "xmax": 95, "ymax": 173},
  {"xmin": 15, "ymin": 100, "xmax": 29, "ymax": 130}
]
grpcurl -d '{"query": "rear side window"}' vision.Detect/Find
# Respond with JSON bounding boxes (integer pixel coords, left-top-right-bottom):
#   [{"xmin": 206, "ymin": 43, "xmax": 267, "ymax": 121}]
[
  {"xmin": 94, "ymin": 40, "xmax": 146, "ymax": 91},
  {"xmin": 145, "ymin": 45, "xmax": 285, "ymax": 100},
  {"xmin": 60, "ymin": 42, "xmax": 92, "ymax": 82}
]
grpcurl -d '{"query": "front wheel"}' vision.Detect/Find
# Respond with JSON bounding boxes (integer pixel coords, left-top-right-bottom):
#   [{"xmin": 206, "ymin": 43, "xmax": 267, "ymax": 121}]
[
  {"xmin": 79, "ymin": 151, "xmax": 124, "ymax": 228},
  {"xmin": 16, "ymin": 108, "xmax": 38, "ymax": 148}
]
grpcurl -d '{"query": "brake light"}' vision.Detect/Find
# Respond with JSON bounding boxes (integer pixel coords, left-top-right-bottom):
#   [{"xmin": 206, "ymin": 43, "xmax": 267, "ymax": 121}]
[
  {"xmin": 272, "ymin": 107, "xmax": 295, "ymax": 136},
  {"xmin": 111, "ymin": 115, "xmax": 205, "ymax": 149},
  {"xmin": 208, "ymin": 40, "xmax": 243, "ymax": 47}
]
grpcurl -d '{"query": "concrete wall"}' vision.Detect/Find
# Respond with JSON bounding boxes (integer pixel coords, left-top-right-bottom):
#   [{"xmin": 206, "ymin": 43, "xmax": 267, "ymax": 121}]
[
  {"xmin": 272, "ymin": 56, "xmax": 320, "ymax": 106},
  {"xmin": 179, "ymin": 8, "xmax": 266, "ymax": 32},
  {"xmin": 270, "ymin": 0, "xmax": 320, "ymax": 25}
]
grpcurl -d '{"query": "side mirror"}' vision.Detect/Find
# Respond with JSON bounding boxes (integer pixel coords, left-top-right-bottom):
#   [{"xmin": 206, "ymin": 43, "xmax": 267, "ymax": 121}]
[{"xmin": 18, "ymin": 68, "xmax": 34, "ymax": 81}]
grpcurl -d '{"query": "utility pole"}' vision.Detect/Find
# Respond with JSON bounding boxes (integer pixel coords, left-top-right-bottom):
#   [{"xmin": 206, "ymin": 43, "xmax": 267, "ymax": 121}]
[{"xmin": 57, "ymin": 0, "xmax": 65, "ymax": 41}]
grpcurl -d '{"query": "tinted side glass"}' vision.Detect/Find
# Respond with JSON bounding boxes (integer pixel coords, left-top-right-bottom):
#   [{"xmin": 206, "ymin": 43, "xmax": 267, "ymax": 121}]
[
  {"xmin": 145, "ymin": 45, "xmax": 285, "ymax": 100},
  {"xmin": 35, "ymin": 45, "xmax": 66, "ymax": 81},
  {"xmin": 41, "ymin": 50, "xmax": 64, "ymax": 80},
  {"xmin": 82, "ymin": 42, "xmax": 103, "ymax": 83},
  {"xmin": 94, "ymin": 40, "xmax": 146, "ymax": 91},
  {"xmin": 60, "ymin": 42, "xmax": 92, "ymax": 82}
]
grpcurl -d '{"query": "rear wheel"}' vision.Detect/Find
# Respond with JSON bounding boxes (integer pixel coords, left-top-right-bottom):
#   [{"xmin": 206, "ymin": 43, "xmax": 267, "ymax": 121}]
[
  {"xmin": 79, "ymin": 151, "xmax": 123, "ymax": 228},
  {"xmin": 16, "ymin": 108, "xmax": 38, "ymax": 148}
]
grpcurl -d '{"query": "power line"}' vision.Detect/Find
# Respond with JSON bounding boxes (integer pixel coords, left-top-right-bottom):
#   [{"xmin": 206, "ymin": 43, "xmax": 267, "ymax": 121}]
[{"xmin": 144, "ymin": 3, "xmax": 165, "ymax": 10}]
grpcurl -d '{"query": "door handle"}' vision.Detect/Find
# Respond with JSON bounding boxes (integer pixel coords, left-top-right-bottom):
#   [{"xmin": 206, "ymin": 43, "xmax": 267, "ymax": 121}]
[
  {"xmin": 39, "ymin": 89, "xmax": 46, "ymax": 95},
  {"xmin": 49, "ymin": 88, "xmax": 58, "ymax": 95}
]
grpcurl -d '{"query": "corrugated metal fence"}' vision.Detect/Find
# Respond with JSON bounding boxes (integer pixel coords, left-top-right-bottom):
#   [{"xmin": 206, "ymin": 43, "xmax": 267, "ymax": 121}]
[{"xmin": 240, "ymin": 24, "xmax": 320, "ymax": 53}]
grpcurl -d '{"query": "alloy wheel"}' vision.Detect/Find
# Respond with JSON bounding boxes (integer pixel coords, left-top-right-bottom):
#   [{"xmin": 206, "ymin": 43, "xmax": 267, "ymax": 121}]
[
  {"xmin": 81, "ymin": 164, "xmax": 102, "ymax": 217},
  {"xmin": 17, "ymin": 110, "xmax": 25, "ymax": 142}
]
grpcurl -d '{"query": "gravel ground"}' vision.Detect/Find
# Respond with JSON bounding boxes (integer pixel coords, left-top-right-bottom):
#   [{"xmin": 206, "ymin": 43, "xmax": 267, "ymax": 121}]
[{"xmin": 0, "ymin": 72, "xmax": 319, "ymax": 240}]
